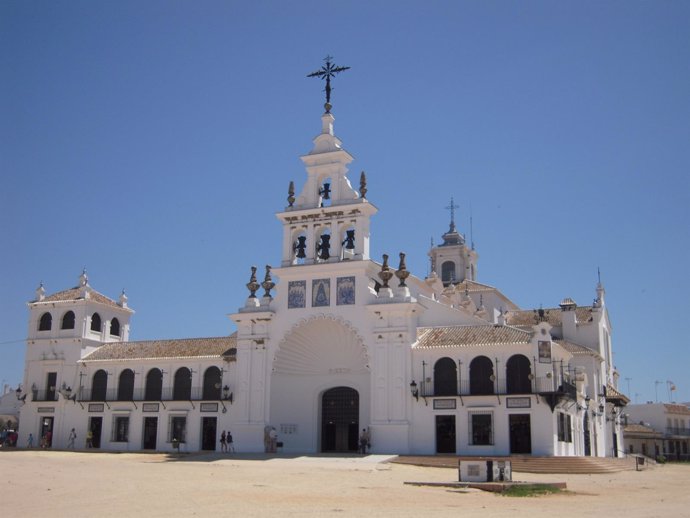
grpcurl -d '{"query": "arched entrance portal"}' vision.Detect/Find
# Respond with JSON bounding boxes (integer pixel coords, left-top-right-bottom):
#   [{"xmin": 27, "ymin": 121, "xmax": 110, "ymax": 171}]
[{"xmin": 321, "ymin": 387, "xmax": 359, "ymax": 453}]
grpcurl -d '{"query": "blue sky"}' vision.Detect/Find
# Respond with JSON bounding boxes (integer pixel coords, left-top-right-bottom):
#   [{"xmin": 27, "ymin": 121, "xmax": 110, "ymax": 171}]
[{"xmin": 2, "ymin": 1, "xmax": 689, "ymax": 404}]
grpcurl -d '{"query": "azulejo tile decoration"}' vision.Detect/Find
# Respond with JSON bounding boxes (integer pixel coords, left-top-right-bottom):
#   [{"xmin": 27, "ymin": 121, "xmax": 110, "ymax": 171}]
[
  {"xmin": 287, "ymin": 280, "xmax": 306, "ymax": 309},
  {"xmin": 336, "ymin": 276, "xmax": 355, "ymax": 305},
  {"xmin": 312, "ymin": 278, "xmax": 330, "ymax": 307}
]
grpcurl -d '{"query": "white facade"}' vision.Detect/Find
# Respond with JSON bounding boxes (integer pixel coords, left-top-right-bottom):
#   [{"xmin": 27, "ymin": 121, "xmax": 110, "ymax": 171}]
[{"xmin": 18, "ymin": 105, "xmax": 627, "ymax": 457}]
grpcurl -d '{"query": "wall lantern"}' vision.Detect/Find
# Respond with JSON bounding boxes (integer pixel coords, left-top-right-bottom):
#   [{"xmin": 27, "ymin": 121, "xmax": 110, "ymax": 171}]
[
  {"xmin": 410, "ymin": 380, "xmax": 419, "ymax": 401},
  {"xmin": 223, "ymin": 385, "xmax": 233, "ymax": 404}
]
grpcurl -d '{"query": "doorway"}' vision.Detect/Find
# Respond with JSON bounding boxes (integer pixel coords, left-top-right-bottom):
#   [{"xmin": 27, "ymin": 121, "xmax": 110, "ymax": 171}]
[
  {"xmin": 143, "ymin": 417, "xmax": 158, "ymax": 450},
  {"xmin": 509, "ymin": 414, "xmax": 532, "ymax": 454},
  {"xmin": 435, "ymin": 415, "xmax": 456, "ymax": 453},
  {"xmin": 201, "ymin": 417, "xmax": 217, "ymax": 451},
  {"xmin": 89, "ymin": 417, "xmax": 103, "ymax": 449},
  {"xmin": 40, "ymin": 417, "xmax": 54, "ymax": 447},
  {"xmin": 321, "ymin": 387, "xmax": 358, "ymax": 452}
]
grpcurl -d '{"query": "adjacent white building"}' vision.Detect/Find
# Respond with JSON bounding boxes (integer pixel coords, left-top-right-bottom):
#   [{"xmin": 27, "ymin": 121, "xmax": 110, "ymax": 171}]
[
  {"xmin": 17, "ymin": 101, "xmax": 628, "ymax": 457},
  {"xmin": 624, "ymin": 403, "xmax": 690, "ymax": 460}
]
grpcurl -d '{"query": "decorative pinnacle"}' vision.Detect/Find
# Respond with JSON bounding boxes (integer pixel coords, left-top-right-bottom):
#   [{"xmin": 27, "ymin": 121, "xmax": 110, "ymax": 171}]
[
  {"xmin": 262, "ymin": 265, "xmax": 275, "ymax": 298},
  {"xmin": 359, "ymin": 171, "xmax": 367, "ymax": 199},
  {"xmin": 246, "ymin": 266, "xmax": 260, "ymax": 298},
  {"xmin": 287, "ymin": 181, "xmax": 295, "ymax": 207},
  {"xmin": 307, "ymin": 56, "xmax": 350, "ymax": 113},
  {"xmin": 395, "ymin": 252, "xmax": 410, "ymax": 288},
  {"xmin": 378, "ymin": 254, "xmax": 393, "ymax": 289}
]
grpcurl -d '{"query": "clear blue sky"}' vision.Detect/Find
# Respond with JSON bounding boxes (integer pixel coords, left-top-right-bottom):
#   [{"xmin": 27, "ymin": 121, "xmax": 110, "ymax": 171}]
[{"xmin": 2, "ymin": 1, "xmax": 689, "ymax": 404}]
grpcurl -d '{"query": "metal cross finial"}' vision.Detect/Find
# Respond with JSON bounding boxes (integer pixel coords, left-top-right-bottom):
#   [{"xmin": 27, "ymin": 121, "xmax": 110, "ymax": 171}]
[
  {"xmin": 445, "ymin": 197, "xmax": 459, "ymax": 232},
  {"xmin": 307, "ymin": 56, "xmax": 350, "ymax": 113}
]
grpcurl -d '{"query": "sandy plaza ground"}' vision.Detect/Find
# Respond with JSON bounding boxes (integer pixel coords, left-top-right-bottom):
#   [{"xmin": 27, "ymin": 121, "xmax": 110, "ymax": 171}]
[{"xmin": 1, "ymin": 450, "xmax": 688, "ymax": 517}]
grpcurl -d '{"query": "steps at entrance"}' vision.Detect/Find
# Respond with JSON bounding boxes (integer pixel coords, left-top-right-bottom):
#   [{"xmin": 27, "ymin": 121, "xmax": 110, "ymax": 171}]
[
  {"xmin": 509, "ymin": 456, "xmax": 638, "ymax": 474},
  {"xmin": 392, "ymin": 455, "xmax": 639, "ymax": 474}
]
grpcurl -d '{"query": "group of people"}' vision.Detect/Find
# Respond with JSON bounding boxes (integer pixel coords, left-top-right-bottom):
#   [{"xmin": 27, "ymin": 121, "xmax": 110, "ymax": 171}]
[
  {"xmin": 1, "ymin": 428, "xmax": 18, "ymax": 447},
  {"xmin": 219, "ymin": 430, "xmax": 234, "ymax": 452}
]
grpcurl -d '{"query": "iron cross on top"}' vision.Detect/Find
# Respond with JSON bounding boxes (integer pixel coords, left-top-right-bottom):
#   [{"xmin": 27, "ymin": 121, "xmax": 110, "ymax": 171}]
[{"xmin": 307, "ymin": 56, "xmax": 350, "ymax": 112}]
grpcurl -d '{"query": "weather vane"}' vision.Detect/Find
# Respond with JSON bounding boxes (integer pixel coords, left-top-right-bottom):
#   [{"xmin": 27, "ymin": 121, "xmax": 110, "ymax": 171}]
[{"xmin": 307, "ymin": 55, "xmax": 350, "ymax": 113}]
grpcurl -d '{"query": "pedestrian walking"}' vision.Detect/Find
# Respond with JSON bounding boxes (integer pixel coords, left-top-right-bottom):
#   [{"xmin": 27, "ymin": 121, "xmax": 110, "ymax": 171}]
[
  {"xmin": 227, "ymin": 430, "xmax": 234, "ymax": 453},
  {"xmin": 27, "ymin": 433, "xmax": 34, "ymax": 448},
  {"xmin": 68, "ymin": 428, "xmax": 76, "ymax": 449}
]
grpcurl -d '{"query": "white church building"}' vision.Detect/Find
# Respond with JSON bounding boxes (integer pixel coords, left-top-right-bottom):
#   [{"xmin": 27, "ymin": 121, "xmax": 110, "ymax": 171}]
[{"xmin": 18, "ymin": 85, "xmax": 628, "ymax": 457}]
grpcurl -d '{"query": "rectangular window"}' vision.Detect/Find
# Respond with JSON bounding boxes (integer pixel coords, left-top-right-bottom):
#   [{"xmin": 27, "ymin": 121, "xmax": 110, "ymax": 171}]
[
  {"xmin": 112, "ymin": 416, "xmax": 129, "ymax": 442},
  {"xmin": 469, "ymin": 412, "xmax": 493, "ymax": 445},
  {"xmin": 557, "ymin": 413, "xmax": 572, "ymax": 443},
  {"xmin": 169, "ymin": 416, "xmax": 187, "ymax": 443}
]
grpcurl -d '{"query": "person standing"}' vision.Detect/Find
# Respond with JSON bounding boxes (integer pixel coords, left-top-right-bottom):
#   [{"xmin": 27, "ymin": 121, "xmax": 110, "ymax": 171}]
[
  {"xmin": 67, "ymin": 428, "xmax": 77, "ymax": 449},
  {"xmin": 86, "ymin": 429, "xmax": 93, "ymax": 448},
  {"xmin": 359, "ymin": 429, "xmax": 368, "ymax": 454},
  {"xmin": 27, "ymin": 433, "xmax": 34, "ymax": 448},
  {"xmin": 227, "ymin": 430, "xmax": 234, "ymax": 453},
  {"xmin": 220, "ymin": 430, "xmax": 227, "ymax": 452},
  {"xmin": 269, "ymin": 427, "xmax": 278, "ymax": 453}
]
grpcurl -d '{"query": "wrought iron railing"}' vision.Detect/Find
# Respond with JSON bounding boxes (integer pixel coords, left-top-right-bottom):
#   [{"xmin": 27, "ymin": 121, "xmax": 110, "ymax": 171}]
[
  {"xmin": 31, "ymin": 389, "xmax": 58, "ymax": 402},
  {"xmin": 666, "ymin": 427, "xmax": 690, "ymax": 437},
  {"xmin": 76, "ymin": 386, "xmax": 224, "ymax": 402},
  {"xmin": 418, "ymin": 376, "xmax": 564, "ymax": 398}
]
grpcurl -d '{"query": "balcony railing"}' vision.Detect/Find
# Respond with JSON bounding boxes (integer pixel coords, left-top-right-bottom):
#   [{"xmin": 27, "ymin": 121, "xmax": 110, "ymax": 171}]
[
  {"xmin": 77, "ymin": 386, "xmax": 224, "ymax": 402},
  {"xmin": 666, "ymin": 427, "xmax": 690, "ymax": 437},
  {"xmin": 417, "ymin": 376, "xmax": 563, "ymax": 398},
  {"xmin": 31, "ymin": 389, "xmax": 59, "ymax": 402}
]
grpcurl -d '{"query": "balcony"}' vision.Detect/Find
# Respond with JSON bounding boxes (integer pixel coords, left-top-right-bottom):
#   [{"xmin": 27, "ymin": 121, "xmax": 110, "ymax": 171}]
[
  {"xmin": 31, "ymin": 389, "xmax": 59, "ymax": 402},
  {"xmin": 416, "ymin": 376, "xmax": 577, "ymax": 410},
  {"xmin": 417, "ymin": 376, "xmax": 559, "ymax": 397},
  {"xmin": 666, "ymin": 427, "xmax": 690, "ymax": 437},
  {"xmin": 76, "ymin": 386, "xmax": 225, "ymax": 403}
]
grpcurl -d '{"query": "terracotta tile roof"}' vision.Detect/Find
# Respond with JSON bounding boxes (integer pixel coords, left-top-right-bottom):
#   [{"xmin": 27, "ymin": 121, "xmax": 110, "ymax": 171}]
[
  {"xmin": 36, "ymin": 287, "xmax": 121, "ymax": 308},
  {"xmin": 505, "ymin": 306, "xmax": 594, "ymax": 327},
  {"xmin": 554, "ymin": 340, "xmax": 602, "ymax": 359},
  {"xmin": 605, "ymin": 383, "xmax": 630, "ymax": 405},
  {"xmin": 623, "ymin": 423, "xmax": 661, "ymax": 435},
  {"xmin": 81, "ymin": 335, "xmax": 237, "ymax": 362},
  {"xmin": 445, "ymin": 279, "xmax": 499, "ymax": 294},
  {"xmin": 415, "ymin": 325, "xmax": 531, "ymax": 349},
  {"xmin": 664, "ymin": 404, "xmax": 690, "ymax": 415}
]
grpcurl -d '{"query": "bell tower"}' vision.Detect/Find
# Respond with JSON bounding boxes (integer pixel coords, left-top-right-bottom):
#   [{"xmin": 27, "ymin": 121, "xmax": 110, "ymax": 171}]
[
  {"xmin": 278, "ymin": 58, "xmax": 376, "ymax": 267},
  {"xmin": 428, "ymin": 197, "xmax": 478, "ymax": 286}
]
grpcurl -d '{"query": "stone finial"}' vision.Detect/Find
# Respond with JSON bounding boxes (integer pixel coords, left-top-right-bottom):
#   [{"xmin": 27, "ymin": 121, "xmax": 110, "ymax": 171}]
[
  {"xmin": 79, "ymin": 268, "xmax": 89, "ymax": 287},
  {"xmin": 246, "ymin": 266, "xmax": 260, "ymax": 298},
  {"xmin": 36, "ymin": 282, "xmax": 45, "ymax": 302},
  {"xmin": 378, "ymin": 254, "xmax": 393, "ymax": 289},
  {"xmin": 261, "ymin": 265, "xmax": 275, "ymax": 298},
  {"xmin": 534, "ymin": 307, "xmax": 550, "ymax": 323},
  {"xmin": 359, "ymin": 171, "xmax": 367, "ymax": 199},
  {"xmin": 395, "ymin": 252, "xmax": 410, "ymax": 287},
  {"xmin": 119, "ymin": 289, "xmax": 128, "ymax": 308},
  {"xmin": 287, "ymin": 181, "xmax": 295, "ymax": 207}
]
